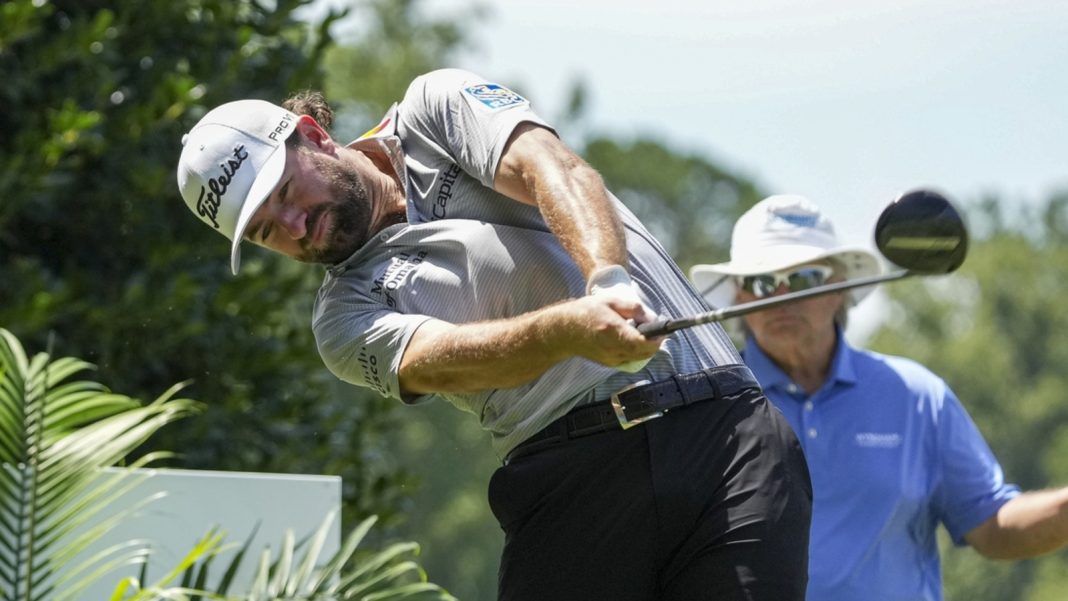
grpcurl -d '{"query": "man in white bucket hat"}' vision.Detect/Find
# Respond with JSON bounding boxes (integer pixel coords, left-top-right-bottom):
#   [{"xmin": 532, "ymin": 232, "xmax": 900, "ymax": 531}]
[
  {"xmin": 690, "ymin": 193, "xmax": 881, "ymax": 313},
  {"xmin": 690, "ymin": 194, "xmax": 1068, "ymax": 600}
]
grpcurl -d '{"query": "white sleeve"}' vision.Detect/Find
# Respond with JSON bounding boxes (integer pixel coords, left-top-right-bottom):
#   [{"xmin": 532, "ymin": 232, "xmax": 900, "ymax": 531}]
[{"xmin": 400, "ymin": 68, "xmax": 555, "ymax": 187}]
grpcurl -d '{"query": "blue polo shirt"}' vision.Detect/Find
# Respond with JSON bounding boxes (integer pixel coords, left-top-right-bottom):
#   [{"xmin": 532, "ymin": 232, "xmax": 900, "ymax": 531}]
[{"xmin": 743, "ymin": 331, "xmax": 1019, "ymax": 601}]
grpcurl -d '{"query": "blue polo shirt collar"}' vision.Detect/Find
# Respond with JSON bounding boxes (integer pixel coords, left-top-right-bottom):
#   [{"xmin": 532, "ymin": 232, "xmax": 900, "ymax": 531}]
[{"xmin": 743, "ymin": 326, "xmax": 858, "ymax": 396}]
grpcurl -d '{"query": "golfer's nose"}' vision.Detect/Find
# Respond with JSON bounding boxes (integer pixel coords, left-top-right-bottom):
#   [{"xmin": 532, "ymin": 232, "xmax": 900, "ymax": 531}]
[{"xmin": 277, "ymin": 205, "xmax": 307, "ymax": 240}]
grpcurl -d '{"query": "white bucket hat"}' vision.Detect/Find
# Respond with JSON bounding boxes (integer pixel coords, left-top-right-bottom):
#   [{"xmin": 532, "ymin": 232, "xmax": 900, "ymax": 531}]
[
  {"xmin": 176, "ymin": 100, "xmax": 298, "ymax": 274},
  {"xmin": 690, "ymin": 194, "xmax": 882, "ymax": 309}
]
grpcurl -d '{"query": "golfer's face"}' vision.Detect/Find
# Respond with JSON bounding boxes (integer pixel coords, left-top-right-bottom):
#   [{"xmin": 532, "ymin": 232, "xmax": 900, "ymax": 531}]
[
  {"xmin": 738, "ymin": 263, "xmax": 845, "ymax": 343},
  {"xmin": 243, "ymin": 144, "xmax": 372, "ymax": 265}
]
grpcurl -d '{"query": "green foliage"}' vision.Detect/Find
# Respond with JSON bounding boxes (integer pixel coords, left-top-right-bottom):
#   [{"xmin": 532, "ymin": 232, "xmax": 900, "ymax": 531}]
[
  {"xmin": 109, "ymin": 528, "xmax": 229, "ymax": 600},
  {"xmin": 583, "ymin": 136, "xmax": 763, "ymax": 268},
  {"xmin": 869, "ymin": 195, "xmax": 1068, "ymax": 600},
  {"xmin": 0, "ymin": 328, "xmax": 451, "ymax": 601},
  {"xmin": 321, "ymin": 0, "xmax": 483, "ymax": 136},
  {"xmin": 115, "ymin": 513, "xmax": 456, "ymax": 601},
  {"xmin": 234, "ymin": 512, "xmax": 454, "ymax": 601},
  {"xmin": 0, "ymin": 0, "xmax": 407, "ymax": 530},
  {"xmin": 386, "ymin": 403, "xmax": 502, "ymax": 601},
  {"xmin": 0, "ymin": 327, "xmax": 199, "ymax": 601}
]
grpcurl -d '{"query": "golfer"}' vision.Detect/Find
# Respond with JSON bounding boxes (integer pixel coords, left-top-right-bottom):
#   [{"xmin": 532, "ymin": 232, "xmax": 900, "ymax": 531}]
[
  {"xmin": 691, "ymin": 194, "xmax": 1068, "ymax": 601},
  {"xmin": 175, "ymin": 69, "xmax": 811, "ymax": 600}
]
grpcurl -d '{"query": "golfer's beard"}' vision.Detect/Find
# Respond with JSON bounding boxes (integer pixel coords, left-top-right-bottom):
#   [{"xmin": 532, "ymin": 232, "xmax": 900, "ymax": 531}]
[{"xmin": 302, "ymin": 157, "xmax": 372, "ymax": 265}]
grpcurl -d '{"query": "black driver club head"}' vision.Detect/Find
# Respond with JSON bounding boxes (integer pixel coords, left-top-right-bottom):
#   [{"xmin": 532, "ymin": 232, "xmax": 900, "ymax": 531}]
[{"xmin": 875, "ymin": 189, "xmax": 969, "ymax": 274}]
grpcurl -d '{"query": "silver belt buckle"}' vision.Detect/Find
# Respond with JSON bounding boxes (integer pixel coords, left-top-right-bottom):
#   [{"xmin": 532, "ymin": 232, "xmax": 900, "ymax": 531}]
[{"xmin": 610, "ymin": 379, "xmax": 661, "ymax": 430}]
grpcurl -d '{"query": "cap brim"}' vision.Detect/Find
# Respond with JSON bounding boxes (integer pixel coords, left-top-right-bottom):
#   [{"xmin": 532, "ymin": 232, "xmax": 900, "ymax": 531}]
[
  {"xmin": 690, "ymin": 264, "xmax": 741, "ymax": 310},
  {"xmin": 228, "ymin": 144, "xmax": 288, "ymax": 275}
]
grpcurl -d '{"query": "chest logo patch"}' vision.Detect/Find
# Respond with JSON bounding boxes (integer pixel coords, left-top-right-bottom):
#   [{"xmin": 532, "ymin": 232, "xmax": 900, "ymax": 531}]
[
  {"xmin": 463, "ymin": 83, "xmax": 527, "ymax": 110},
  {"xmin": 371, "ymin": 250, "xmax": 428, "ymax": 308},
  {"xmin": 855, "ymin": 432, "xmax": 902, "ymax": 448}
]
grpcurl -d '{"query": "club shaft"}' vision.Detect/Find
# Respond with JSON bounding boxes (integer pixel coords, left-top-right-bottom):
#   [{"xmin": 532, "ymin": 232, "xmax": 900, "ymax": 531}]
[{"xmin": 639, "ymin": 270, "xmax": 913, "ymax": 337}]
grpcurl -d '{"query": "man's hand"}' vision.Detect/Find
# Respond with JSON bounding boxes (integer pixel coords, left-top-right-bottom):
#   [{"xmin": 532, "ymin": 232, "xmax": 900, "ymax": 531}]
[
  {"xmin": 585, "ymin": 265, "xmax": 661, "ymax": 372},
  {"xmin": 557, "ymin": 295, "xmax": 663, "ymax": 371}
]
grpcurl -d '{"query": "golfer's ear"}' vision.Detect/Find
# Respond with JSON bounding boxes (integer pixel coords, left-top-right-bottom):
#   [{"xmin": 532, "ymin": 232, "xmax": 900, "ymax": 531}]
[{"xmin": 295, "ymin": 114, "xmax": 332, "ymax": 150}]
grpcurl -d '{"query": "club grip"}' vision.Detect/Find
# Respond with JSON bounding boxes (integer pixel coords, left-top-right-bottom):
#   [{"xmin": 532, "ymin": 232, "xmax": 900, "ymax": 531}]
[{"xmin": 637, "ymin": 319, "xmax": 672, "ymax": 337}]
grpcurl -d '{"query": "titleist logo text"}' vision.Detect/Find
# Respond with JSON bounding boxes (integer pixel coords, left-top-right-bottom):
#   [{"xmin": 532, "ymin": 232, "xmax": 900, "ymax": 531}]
[{"xmin": 196, "ymin": 145, "xmax": 248, "ymax": 229}]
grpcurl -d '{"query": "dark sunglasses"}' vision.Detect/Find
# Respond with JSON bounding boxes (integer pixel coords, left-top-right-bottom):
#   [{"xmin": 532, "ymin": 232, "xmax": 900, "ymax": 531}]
[{"xmin": 736, "ymin": 265, "xmax": 834, "ymax": 298}]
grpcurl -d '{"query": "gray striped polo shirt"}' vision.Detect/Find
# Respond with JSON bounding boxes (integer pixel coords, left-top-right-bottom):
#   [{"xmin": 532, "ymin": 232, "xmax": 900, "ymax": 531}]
[
  {"xmin": 313, "ymin": 217, "xmax": 741, "ymax": 457},
  {"xmin": 313, "ymin": 69, "xmax": 741, "ymax": 457}
]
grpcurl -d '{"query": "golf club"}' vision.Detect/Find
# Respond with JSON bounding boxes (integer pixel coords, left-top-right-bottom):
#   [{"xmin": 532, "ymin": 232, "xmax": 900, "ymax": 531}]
[{"xmin": 638, "ymin": 188, "xmax": 969, "ymax": 337}]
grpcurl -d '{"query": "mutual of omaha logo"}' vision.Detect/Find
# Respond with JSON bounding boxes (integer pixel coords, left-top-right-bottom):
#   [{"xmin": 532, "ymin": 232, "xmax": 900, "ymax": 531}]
[
  {"xmin": 463, "ymin": 83, "xmax": 527, "ymax": 110},
  {"xmin": 371, "ymin": 250, "xmax": 429, "ymax": 308}
]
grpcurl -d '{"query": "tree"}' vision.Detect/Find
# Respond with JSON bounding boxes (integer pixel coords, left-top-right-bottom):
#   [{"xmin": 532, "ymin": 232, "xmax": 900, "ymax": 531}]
[
  {"xmin": 0, "ymin": 0, "xmax": 407, "ymax": 530},
  {"xmin": 867, "ymin": 194, "xmax": 1068, "ymax": 600},
  {"xmin": 583, "ymin": 135, "xmax": 763, "ymax": 269},
  {"xmin": 0, "ymin": 327, "xmax": 197, "ymax": 600},
  {"xmin": 320, "ymin": 0, "xmax": 483, "ymax": 133}
]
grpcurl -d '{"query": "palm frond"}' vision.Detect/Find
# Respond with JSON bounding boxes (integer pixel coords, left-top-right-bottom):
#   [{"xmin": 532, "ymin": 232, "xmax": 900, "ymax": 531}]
[
  {"xmin": 155, "ymin": 512, "xmax": 455, "ymax": 601},
  {"xmin": 111, "ymin": 528, "xmax": 230, "ymax": 601},
  {"xmin": 2, "ymin": 328, "xmax": 453, "ymax": 601},
  {"xmin": 0, "ymin": 328, "xmax": 199, "ymax": 601}
]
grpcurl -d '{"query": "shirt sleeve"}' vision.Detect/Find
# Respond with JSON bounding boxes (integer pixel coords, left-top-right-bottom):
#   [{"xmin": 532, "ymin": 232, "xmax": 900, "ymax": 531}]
[
  {"xmin": 400, "ymin": 68, "xmax": 555, "ymax": 188},
  {"xmin": 312, "ymin": 290, "xmax": 434, "ymax": 405},
  {"xmin": 934, "ymin": 382, "xmax": 1021, "ymax": 544}
]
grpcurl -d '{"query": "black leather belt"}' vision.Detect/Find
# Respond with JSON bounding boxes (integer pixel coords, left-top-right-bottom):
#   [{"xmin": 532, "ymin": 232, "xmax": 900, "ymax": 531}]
[{"xmin": 505, "ymin": 364, "xmax": 760, "ymax": 464}]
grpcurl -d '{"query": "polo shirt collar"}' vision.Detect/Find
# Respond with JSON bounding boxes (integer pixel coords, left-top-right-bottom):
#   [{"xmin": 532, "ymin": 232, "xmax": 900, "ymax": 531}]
[
  {"xmin": 743, "ymin": 325, "xmax": 860, "ymax": 394},
  {"xmin": 344, "ymin": 103, "xmax": 409, "ymax": 200}
]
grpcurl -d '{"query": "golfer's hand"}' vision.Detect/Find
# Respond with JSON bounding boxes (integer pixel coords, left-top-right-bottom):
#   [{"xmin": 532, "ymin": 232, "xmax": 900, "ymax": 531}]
[
  {"xmin": 584, "ymin": 266, "xmax": 662, "ymax": 372},
  {"xmin": 559, "ymin": 295, "xmax": 663, "ymax": 371}
]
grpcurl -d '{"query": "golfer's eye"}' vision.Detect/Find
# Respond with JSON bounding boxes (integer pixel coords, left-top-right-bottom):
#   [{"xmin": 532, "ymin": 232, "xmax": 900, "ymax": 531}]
[{"xmin": 257, "ymin": 181, "xmax": 291, "ymax": 243}]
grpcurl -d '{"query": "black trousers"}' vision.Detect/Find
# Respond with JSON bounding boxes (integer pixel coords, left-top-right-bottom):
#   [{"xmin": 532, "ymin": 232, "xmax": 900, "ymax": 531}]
[{"xmin": 489, "ymin": 386, "xmax": 812, "ymax": 601}]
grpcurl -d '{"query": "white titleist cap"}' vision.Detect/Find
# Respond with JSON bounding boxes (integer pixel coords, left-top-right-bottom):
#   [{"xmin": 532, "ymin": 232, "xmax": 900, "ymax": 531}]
[
  {"xmin": 690, "ymin": 194, "xmax": 882, "ymax": 308},
  {"xmin": 176, "ymin": 100, "xmax": 298, "ymax": 274}
]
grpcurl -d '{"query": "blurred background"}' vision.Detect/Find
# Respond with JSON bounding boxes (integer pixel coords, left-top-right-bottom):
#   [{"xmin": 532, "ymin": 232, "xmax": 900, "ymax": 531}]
[{"xmin": 2, "ymin": 1, "xmax": 1067, "ymax": 599}]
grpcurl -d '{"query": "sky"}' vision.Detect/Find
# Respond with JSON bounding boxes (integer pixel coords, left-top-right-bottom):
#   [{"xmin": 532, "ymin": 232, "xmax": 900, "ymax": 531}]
[{"xmin": 333, "ymin": 0, "xmax": 1068, "ymax": 337}]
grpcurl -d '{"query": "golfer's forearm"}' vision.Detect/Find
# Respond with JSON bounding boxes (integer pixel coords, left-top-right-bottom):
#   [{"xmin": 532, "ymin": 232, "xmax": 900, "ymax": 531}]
[
  {"xmin": 398, "ymin": 308, "xmax": 572, "ymax": 395},
  {"xmin": 533, "ymin": 159, "xmax": 629, "ymax": 277},
  {"xmin": 495, "ymin": 124, "xmax": 628, "ymax": 277},
  {"xmin": 967, "ymin": 488, "xmax": 1068, "ymax": 559}
]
